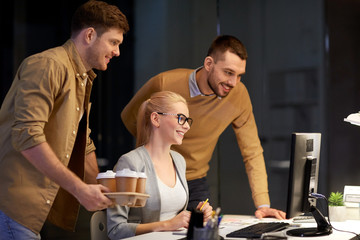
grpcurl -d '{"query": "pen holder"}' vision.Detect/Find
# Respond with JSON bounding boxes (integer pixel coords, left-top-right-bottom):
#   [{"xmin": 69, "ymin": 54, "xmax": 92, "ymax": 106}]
[
  {"xmin": 187, "ymin": 209, "xmax": 204, "ymax": 240},
  {"xmin": 193, "ymin": 226, "xmax": 220, "ymax": 240}
]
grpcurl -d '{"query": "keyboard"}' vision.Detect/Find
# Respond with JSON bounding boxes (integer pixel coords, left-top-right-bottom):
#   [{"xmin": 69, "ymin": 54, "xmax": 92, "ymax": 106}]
[{"xmin": 226, "ymin": 222, "xmax": 290, "ymax": 238}]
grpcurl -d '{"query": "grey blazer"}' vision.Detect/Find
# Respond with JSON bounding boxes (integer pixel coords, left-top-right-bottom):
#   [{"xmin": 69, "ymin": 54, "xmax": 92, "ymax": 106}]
[{"xmin": 107, "ymin": 146, "xmax": 189, "ymax": 239}]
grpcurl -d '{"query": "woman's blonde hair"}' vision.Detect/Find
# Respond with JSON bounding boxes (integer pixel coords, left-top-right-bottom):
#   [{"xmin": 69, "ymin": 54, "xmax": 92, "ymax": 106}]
[{"xmin": 136, "ymin": 91, "xmax": 187, "ymax": 147}]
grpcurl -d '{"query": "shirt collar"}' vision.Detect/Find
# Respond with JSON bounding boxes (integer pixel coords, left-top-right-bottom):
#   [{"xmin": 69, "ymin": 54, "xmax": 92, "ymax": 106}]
[
  {"xmin": 63, "ymin": 39, "xmax": 97, "ymax": 83},
  {"xmin": 189, "ymin": 67, "xmax": 219, "ymax": 99},
  {"xmin": 189, "ymin": 67, "xmax": 202, "ymax": 97}
]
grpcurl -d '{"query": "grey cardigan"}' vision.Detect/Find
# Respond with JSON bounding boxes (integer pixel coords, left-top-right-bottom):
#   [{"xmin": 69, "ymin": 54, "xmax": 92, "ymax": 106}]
[{"xmin": 107, "ymin": 146, "xmax": 189, "ymax": 239}]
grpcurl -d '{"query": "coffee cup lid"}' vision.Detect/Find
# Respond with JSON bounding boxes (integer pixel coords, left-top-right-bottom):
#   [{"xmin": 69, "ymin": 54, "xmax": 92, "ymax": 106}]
[
  {"xmin": 115, "ymin": 168, "xmax": 138, "ymax": 178},
  {"xmin": 137, "ymin": 172, "xmax": 147, "ymax": 178},
  {"xmin": 96, "ymin": 170, "xmax": 116, "ymax": 179}
]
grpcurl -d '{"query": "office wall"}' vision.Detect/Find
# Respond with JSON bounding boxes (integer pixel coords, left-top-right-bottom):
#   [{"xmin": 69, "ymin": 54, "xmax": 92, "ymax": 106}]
[
  {"xmin": 133, "ymin": 0, "xmax": 218, "ymax": 91},
  {"xmin": 326, "ymin": 0, "xmax": 360, "ymax": 193}
]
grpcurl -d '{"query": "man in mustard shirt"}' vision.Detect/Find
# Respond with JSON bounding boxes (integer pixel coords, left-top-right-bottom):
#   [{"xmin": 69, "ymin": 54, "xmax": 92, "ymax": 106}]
[
  {"xmin": 0, "ymin": 1, "xmax": 129, "ymax": 238},
  {"xmin": 121, "ymin": 35, "xmax": 286, "ymax": 220}
]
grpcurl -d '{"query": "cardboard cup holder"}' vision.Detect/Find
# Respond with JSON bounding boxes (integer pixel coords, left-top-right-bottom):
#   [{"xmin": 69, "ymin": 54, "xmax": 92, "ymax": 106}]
[{"xmin": 104, "ymin": 192, "xmax": 150, "ymax": 207}]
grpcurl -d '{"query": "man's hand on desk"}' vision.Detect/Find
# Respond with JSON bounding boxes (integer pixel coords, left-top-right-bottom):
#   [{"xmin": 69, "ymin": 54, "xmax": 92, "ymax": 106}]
[{"xmin": 255, "ymin": 207, "xmax": 286, "ymax": 220}]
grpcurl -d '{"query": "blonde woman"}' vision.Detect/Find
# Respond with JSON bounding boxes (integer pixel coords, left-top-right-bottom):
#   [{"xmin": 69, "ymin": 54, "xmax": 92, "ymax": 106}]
[{"xmin": 107, "ymin": 91, "xmax": 212, "ymax": 239}]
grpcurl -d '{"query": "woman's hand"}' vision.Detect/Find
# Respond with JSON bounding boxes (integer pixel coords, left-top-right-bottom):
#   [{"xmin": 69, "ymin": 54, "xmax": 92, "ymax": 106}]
[
  {"xmin": 135, "ymin": 210, "xmax": 191, "ymax": 234},
  {"xmin": 196, "ymin": 200, "xmax": 213, "ymax": 222},
  {"xmin": 164, "ymin": 210, "xmax": 191, "ymax": 230}
]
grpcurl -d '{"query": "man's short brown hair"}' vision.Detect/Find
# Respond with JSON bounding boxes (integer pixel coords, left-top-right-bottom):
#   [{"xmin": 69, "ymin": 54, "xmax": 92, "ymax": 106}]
[
  {"xmin": 207, "ymin": 35, "xmax": 248, "ymax": 61},
  {"xmin": 71, "ymin": 0, "xmax": 129, "ymax": 37}
]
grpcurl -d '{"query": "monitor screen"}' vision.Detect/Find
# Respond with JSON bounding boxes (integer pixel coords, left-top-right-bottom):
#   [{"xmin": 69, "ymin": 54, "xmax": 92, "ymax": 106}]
[
  {"xmin": 286, "ymin": 132, "xmax": 321, "ymax": 219},
  {"xmin": 285, "ymin": 132, "xmax": 332, "ymax": 237}
]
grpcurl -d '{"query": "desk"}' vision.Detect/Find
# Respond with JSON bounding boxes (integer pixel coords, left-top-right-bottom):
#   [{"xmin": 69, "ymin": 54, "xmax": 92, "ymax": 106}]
[{"xmin": 123, "ymin": 215, "xmax": 360, "ymax": 240}]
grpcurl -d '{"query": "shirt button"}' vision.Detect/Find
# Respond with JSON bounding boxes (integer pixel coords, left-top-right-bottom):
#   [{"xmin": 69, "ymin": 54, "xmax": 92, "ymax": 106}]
[
  {"xmin": 72, "ymin": 130, "xmax": 76, "ymax": 135},
  {"xmin": 46, "ymin": 200, "xmax": 51, "ymax": 205},
  {"xmin": 82, "ymin": 73, "xmax": 87, "ymax": 77},
  {"xmin": 81, "ymin": 83, "xmax": 84, "ymax": 87},
  {"xmin": 76, "ymin": 107, "xmax": 80, "ymax": 111},
  {"xmin": 76, "ymin": 73, "xmax": 80, "ymax": 77},
  {"xmin": 66, "ymin": 154, "xmax": 69, "ymax": 159}
]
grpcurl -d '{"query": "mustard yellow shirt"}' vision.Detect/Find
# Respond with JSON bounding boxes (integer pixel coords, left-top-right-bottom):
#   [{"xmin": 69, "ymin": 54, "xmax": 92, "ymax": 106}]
[
  {"xmin": 121, "ymin": 68, "xmax": 270, "ymax": 208},
  {"xmin": 0, "ymin": 40, "xmax": 96, "ymax": 233}
]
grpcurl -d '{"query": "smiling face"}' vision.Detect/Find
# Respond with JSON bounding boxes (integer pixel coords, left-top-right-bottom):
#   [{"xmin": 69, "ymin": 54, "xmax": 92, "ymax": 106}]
[
  {"xmin": 205, "ymin": 50, "xmax": 246, "ymax": 97},
  {"xmin": 158, "ymin": 102, "xmax": 190, "ymax": 146},
  {"xmin": 85, "ymin": 28, "xmax": 124, "ymax": 71}
]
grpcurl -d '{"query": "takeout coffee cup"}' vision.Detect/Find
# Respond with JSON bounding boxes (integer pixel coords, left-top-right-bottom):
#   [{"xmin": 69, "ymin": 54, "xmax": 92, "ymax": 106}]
[
  {"xmin": 135, "ymin": 171, "xmax": 147, "ymax": 206},
  {"xmin": 115, "ymin": 168, "xmax": 138, "ymax": 192},
  {"xmin": 96, "ymin": 170, "xmax": 116, "ymax": 192},
  {"xmin": 135, "ymin": 172, "xmax": 147, "ymax": 194}
]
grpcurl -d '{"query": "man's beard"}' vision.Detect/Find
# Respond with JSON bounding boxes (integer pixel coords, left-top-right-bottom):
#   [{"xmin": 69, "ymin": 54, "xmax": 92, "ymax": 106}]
[{"xmin": 207, "ymin": 75, "xmax": 229, "ymax": 98}]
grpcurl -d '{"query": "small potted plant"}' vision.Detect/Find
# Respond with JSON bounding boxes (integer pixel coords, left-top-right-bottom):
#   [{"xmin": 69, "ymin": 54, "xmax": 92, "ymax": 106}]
[{"xmin": 328, "ymin": 191, "xmax": 346, "ymax": 222}]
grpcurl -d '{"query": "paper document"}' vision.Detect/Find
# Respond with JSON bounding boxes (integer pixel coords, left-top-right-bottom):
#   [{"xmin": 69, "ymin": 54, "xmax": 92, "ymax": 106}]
[{"xmin": 344, "ymin": 185, "xmax": 360, "ymax": 207}]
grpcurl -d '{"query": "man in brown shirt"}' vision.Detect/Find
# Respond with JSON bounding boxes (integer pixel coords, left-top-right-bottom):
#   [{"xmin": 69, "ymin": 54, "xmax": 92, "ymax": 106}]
[{"xmin": 0, "ymin": 1, "xmax": 129, "ymax": 238}]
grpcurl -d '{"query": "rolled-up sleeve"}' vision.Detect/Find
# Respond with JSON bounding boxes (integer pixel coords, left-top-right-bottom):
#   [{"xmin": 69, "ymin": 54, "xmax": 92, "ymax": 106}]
[{"xmin": 11, "ymin": 56, "xmax": 60, "ymax": 152}]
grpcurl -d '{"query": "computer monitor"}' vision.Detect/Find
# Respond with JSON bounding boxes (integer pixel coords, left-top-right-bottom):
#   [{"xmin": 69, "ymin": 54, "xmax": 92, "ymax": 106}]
[{"xmin": 285, "ymin": 132, "xmax": 332, "ymax": 237}]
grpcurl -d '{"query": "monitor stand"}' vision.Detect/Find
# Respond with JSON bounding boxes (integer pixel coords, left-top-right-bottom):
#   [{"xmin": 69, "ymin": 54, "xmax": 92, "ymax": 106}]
[{"xmin": 287, "ymin": 206, "xmax": 332, "ymax": 237}]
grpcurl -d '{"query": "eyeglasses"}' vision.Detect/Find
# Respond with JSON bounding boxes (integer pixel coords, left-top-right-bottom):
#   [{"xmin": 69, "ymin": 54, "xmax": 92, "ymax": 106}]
[{"xmin": 156, "ymin": 112, "xmax": 193, "ymax": 127}]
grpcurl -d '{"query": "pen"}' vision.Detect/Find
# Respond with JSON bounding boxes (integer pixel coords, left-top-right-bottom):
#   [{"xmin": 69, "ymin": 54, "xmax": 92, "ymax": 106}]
[
  {"xmin": 199, "ymin": 198, "xmax": 209, "ymax": 211},
  {"xmin": 214, "ymin": 207, "xmax": 221, "ymax": 227},
  {"xmin": 217, "ymin": 215, "xmax": 223, "ymax": 226}
]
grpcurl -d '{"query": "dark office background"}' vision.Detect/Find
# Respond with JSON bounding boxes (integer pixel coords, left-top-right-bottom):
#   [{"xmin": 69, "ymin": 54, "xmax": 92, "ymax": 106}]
[{"xmin": 0, "ymin": 0, "xmax": 359, "ymax": 239}]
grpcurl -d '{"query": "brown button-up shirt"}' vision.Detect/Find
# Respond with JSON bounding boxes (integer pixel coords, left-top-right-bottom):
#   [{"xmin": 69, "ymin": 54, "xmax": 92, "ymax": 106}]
[{"xmin": 0, "ymin": 40, "xmax": 96, "ymax": 234}]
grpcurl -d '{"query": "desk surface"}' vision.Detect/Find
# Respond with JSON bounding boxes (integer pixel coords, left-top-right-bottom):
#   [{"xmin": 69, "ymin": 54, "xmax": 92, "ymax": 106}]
[{"xmin": 123, "ymin": 215, "xmax": 360, "ymax": 240}]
